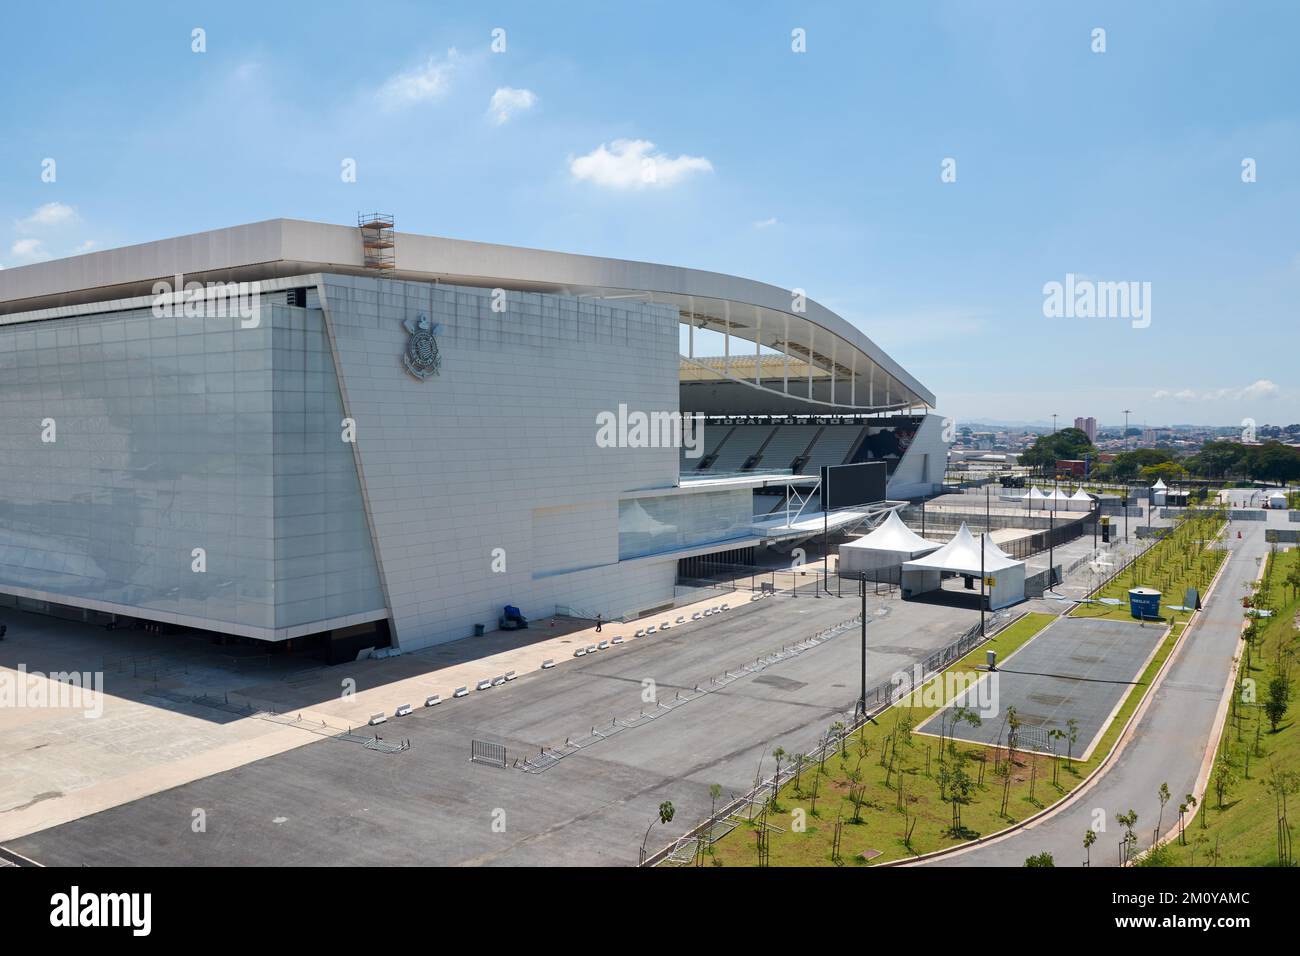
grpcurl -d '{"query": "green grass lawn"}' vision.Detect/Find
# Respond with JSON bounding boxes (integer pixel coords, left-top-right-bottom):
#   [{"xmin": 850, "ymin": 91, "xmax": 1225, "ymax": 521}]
[
  {"xmin": 1071, "ymin": 511, "xmax": 1226, "ymax": 624},
  {"xmin": 1145, "ymin": 547, "xmax": 1300, "ymax": 867},
  {"xmin": 699, "ymin": 611, "xmax": 1187, "ymax": 867}
]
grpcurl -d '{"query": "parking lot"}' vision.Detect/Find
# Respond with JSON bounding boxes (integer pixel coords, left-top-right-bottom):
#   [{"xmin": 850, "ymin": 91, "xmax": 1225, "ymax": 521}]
[{"xmin": 7, "ymin": 588, "xmax": 978, "ymax": 866}]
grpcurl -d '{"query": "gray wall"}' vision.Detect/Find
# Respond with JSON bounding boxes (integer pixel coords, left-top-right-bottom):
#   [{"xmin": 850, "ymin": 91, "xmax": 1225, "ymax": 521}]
[
  {"xmin": 0, "ymin": 301, "xmax": 384, "ymax": 637},
  {"xmin": 319, "ymin": 274, "xmax": 685, "ymax": 650}
]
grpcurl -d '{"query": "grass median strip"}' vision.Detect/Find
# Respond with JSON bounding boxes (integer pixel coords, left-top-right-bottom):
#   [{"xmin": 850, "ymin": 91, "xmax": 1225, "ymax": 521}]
[{"xmin": 1145, "ymin": 546, "xmax": 1299, "ymax": 867}]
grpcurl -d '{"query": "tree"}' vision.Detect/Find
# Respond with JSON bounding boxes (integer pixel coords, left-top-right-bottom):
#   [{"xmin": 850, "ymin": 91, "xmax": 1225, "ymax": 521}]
[
  {"xmin": 1245, "ymin": 441, "xmax": 1300, "ymax": 485},
  {"xmin": 708, "ymin": 783, "xmax": 722, "ymax": 823},
  {"xmin": 639, "ymin": 800, "xmax": 675, "ymax": 862},
  {"xmin": 939, "ymin": 744, "xmax": 975, "ymax": 835},
  {"xmin": 770, "ymin": 747, "xmax": 786, "ymax": 809},
  {"xmin": 1021, "ymin": 428, "xmax": 1097, "ymax": 474},
  {"xmin": 1212, "ymin": 757, "xmax": 1238, "ymax": 809},
  {"xmin": 1265, "ymin": 675, "xmax": 1290, "ymax": 732},
  {"xmin": 1116, "ymin": 809, "xmax": 1139, "ymax": 864},
  {"xmin": 1156, "ymin": 782, "xmax": 1171, "ymax": 845},
  {"xmin": 1261, "ymin": 762, "xmax": 1299, "ymax": 866},
  {"xmin": 1140, "ymin": 462, "xmax": 1188, "ymax": 484},
  {"xmin": 1024, "ymin": 851, "xmax": 1055, "ymax": 867},
  {"xmin": 1083, "ymin": 828, "xmax": 1096, "ymax": 867},
  {"xmin": 1285, "ymin": 562, "xmax": 1300, "ymax": 602},
  {"xmin": 1109, "ymin": 448, "xmax": 1174, "ymax": 480},
  {"xmin": 1185, "ymin": 441, "xmax": 1248, "ymax": 479},
  {"xmin": 1179, "ymin": 794, "xmax": 1197, "ymax": 846}
]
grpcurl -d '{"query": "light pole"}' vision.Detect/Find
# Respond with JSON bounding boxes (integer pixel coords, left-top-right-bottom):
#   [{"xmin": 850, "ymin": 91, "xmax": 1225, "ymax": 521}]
[
  {"xmin": 980, "ymin": 532, "xmax": 987, "ymax": 636},
  {"xmin": 1049, "ymin": 477, "xmax": 1057, "ymax": 590},
  {"xmin": 1123, "ymin": 409, "xmax": 1132, "ymax": 451},
  {"xmin": 1052, "ymin": 413, "xmax": 1058, "ymax": 434},
  {"xmin": 858, "ymin": 576, "xmax": 868, "ymax": 716}
]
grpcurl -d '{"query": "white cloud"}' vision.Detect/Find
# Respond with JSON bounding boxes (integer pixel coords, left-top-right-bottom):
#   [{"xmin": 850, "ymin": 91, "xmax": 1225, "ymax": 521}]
[
  {"xmin": 753, "ymin": 217, "xmax": 778, "ymax": 229},
  {"xmin": 487, "ymin": 87, "xmax": 536, "ymax": 125},
  {"xmin": 74, "ymin": 240, "xmax": 97, "ymax": 253},
  {"xmin": 11, "ymin": 238, "xmax": 50, "ymax": 262},
  {"xmin": 1238, "ymin": 378, "xmax": 1279, "ymax": 400},
  {"xmin": 570, "ymin": 139, "xmax": 713, "ymax": 190},
  {"xmin": 377, "ymin": 49, "xmax": 459, "ymax": 109},
  {"xmin": 1152, "ymin": 380, "xmax": 1278, "ymax": 402},
  {"xmin": 16, "ymin": 202, "xmax": 77, "ymax": 231}
]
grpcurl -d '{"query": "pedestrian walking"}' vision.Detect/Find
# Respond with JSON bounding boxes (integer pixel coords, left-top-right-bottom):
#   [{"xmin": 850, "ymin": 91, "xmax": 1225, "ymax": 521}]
[{"xmin": 595, "ymin": 614, "xmax": 603, "ymax": 633}]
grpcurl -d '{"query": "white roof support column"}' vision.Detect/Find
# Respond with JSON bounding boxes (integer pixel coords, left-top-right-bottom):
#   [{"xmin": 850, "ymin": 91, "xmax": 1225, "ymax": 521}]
[
  {"xmin": 783, "ymin": 314, "xmax": 790, "ymax": 395},
  {"xmin": 807, "ymin": 325, "xmax": 814, "ymax": 399},
  {"xmin": 830, "ymin": 339, "xmax": 837, "ymax": 406},
  {"xmin": 723, "ymin": 301, "xmax": 730, "ymax": 373},
  {"xmin": 687, "ymin": 295, "xmax": 695, "ymax": 359}
]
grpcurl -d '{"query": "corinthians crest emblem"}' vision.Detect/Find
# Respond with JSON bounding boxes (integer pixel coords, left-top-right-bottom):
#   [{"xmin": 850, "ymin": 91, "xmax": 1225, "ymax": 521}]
[{"xmin": 402, "ymin": 312, "xmax": 442, "ymax": 380}]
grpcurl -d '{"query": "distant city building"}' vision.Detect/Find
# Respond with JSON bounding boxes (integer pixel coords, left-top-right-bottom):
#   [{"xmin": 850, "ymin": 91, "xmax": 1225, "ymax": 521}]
[{"xmin": 1074, "ymin": 416, "xmax": 1097, "ymax": 443}]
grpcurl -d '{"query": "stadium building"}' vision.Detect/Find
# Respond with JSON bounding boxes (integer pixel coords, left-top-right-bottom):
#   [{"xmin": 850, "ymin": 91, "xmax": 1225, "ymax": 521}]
[{"xmin": 0, "ymin": 219, "xmax": 946, "ymax": 654}]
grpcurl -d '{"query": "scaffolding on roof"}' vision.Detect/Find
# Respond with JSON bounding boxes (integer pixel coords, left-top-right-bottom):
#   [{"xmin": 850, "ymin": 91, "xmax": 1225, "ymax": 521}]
[{"xmin": 357, "ymin": 213, "xmax": 395, "ymax": 274}]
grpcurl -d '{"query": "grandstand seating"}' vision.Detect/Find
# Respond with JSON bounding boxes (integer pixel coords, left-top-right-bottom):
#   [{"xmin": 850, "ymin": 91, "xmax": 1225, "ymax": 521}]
[
  {"xmin": 752, "ymin": 424, "xmax": 820, "ymax": 471},
  {"xmin": 702, "ymin": 425, "xmax": 774, "ymax": 473},
  {"xmin": 799, "ymin": 425, "xmax": 864, "ymax": 474},
  {"xmin": 681, "ymin": 416, "xmax": 924, "ymax": 482}
]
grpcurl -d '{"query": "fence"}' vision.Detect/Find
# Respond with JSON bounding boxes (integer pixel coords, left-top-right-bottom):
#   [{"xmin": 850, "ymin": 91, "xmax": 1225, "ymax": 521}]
[
  {"xmin": 470, "ymin": 739, "xmax": 508, "ymax": 768},
  {"xmin": 676, "ymin": 560, "xmax": 898, "ymax": 598},
  {"xmin": 645, "ymin": 608, "xmax": 1023, "ymax": 866},
  {"xmin": 900, "ymin": 508, "xmax": 1097, "ymax": 561}
]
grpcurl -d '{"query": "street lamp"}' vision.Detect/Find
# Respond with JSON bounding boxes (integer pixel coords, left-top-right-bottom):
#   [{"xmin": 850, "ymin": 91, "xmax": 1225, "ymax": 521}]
[{"xmin": 857, "ymin": 576, "xmax": 868, "ymax": 716}]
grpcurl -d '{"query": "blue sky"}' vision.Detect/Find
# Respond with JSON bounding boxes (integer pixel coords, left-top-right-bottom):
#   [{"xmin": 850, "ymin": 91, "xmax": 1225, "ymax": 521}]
[{"xmin": 2, "ymin": 0, "xmax": 1296, "ymax": 427}]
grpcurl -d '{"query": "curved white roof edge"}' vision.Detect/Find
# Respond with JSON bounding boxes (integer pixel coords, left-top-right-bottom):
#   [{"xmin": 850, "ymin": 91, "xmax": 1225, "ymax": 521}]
[{"xmin": 0, "ymin": 217, "xmax": 933, "ymax": 407}]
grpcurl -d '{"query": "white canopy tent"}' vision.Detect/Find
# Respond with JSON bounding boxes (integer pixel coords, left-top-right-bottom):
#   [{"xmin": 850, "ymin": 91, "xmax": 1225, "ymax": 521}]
[
  {"xmin": 1067, "ymin": 489, "xmax": 1094, "ymax": 511},
  {"xmin": 900, "ymin": 522, "xmax": 1026, "ymax": 610},
  {"xmin": 1022, "ymin": 486, "xmax": 1078, "ymax": 511},
  {"xmin": 838, "ymin": 510, "xmax": 940, "ymax": 574},
  {"xmin": 1267, "ymin": 491, "xmax": 1287, "ymax": 510},
  {"xmin": 1151, "ymin": 478, "xmax": 1168, "ymax": 507}
]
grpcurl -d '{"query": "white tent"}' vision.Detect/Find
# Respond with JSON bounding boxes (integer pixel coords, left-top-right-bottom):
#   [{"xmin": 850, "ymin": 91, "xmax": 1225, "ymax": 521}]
[
  {"xmin": 900, "ymin": 522, "xmax": 1026, "ymax": 610},
  {"xmin": 838, "ymin": 510, "xmax": 940, "ymax": 574},
  {"xmin": 1267, "ymin": 491, "xmax": 1287, "ymax": 510},
  {"xmin": 1025, "ymin": 486, "xmax": 1071, "ymax": 511},
  {"xmin": 1067, "ymin": 489, "xmax": 1094, "ymax": 511},
  {"xmin": 1151, "ymin": 477, "xmax": 1168, "ymax": 506}
]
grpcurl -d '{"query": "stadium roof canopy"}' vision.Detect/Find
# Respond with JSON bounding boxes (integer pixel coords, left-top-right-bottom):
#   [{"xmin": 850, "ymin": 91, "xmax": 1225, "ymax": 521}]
[{"xmin": 0, "ymin": 218, "xmax": 934, "ymax": 413}]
